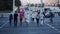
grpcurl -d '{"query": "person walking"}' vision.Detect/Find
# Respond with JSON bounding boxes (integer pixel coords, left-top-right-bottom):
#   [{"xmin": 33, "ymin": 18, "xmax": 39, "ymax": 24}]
[
  {"xmin": 18, "ymin": 6, "xmax": 24, "ymax": 25},
  {"xmin": 14, "ymin": 12, "xmax": 18, "ymax": 27},
  {"xmin": 9, "ymin": 14, "xmax": 13, "ymax": 26},
  {"xmin": 36, "ymin": 12, "xmax": 40, "ymax": 24},
  {"xmin": 19, "ymin": 10, "xmax": 24, "ymax": 25},
  {"xmin": 31, "ymin": 11, "xmax": 37, "ymax": 22},
  {"xmin": 40, "ymin": 12, "xmax": 44, "ymax": 25},
  {"xmin": 31, "ymin": 11, "xmax": 35, "ymax": 21}
]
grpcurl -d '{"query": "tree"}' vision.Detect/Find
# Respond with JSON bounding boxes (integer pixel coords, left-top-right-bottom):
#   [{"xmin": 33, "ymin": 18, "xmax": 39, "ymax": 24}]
[
  {"xmin": 15, "ymin": 0, "xmax": 21, "ymax": 7},
  {"xmin": 0, "ymin": 0, "xmax": 13, "ymax": 13}
]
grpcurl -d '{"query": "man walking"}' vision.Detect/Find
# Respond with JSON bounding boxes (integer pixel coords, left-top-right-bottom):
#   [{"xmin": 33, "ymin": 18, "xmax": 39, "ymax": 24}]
[{"xmin": 14, "ymin": 12, "xmax": 18, "ymax": 27}]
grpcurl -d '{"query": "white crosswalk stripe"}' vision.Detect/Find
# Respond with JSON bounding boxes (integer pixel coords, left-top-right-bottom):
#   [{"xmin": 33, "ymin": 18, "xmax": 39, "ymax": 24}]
[
  {"xmin": 44, "ymin": 23, "xmax": 60, "ymax": 33},
  {"xmin": 0, "ymin": 21, "xmax": 9, "ymax": 29}
]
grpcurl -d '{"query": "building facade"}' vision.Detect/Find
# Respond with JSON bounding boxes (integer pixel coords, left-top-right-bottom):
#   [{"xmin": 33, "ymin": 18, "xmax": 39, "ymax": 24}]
[{"xmin": 44, "ymin": 0, "xmax": 59, "ymax": 6}]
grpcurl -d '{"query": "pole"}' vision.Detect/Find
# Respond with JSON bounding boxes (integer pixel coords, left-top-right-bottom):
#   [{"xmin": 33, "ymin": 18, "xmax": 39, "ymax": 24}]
[
  {"xmin": 13, "ymin": 0, "xmax": 15, "ymax": 13},
  {"xmin": 41, "ymin": 0, "xmax": 43, "ymax": 13}
]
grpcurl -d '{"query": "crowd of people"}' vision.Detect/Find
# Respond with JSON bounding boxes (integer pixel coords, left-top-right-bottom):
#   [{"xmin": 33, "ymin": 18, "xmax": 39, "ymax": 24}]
[{"xmin": 9, "ymin": 8, "xmax": 54, "ymax": 27}]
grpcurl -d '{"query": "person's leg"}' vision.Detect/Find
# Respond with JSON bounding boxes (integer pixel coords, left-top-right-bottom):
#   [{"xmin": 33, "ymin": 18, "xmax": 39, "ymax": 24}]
[
  {"xmin": 33, "ymin": 18, "xmax": 34, "ymax": 21},
  {"xmin": 32, "ymin": 18, "xmax": 34, "ymax": 21},
  {"xmin": 9, "ymin": 19, "xmax": 12, "ymax": 26},
  {"xmin": 49, "ymin": 17, "xmax": 53, "ymax": 24},
  {"xmin": 50, "ymin": 17, "xmax": 53, "ymax": 23},
  {"xmin": 25, "ymin": 19, "xmax": 28, "ymax": 26},
  {"xmin": 40, "ymin": 19, "xmax": 44, "ymax": 25},
  {"xmin": 14, "ymin": 18, "xmax": 17, "ymax": 27},
  {"xmin": 20, "ymin": 18, "xmax": 22, "ymax": 24},
  {"xmin": 14, "ymin": 19, "xmax": 16, "ymax": 26},
  {"xmin": 36, "ymin": 18, "xmax": 37, "ymax": 24},
  {"xmin": 20, "ymin": 18, "xmax": 22, "ymax": 26},
  {"xmin": 16, "ymin": 19, "xmax": 18, "ymax": 26},
  {"xmin": 26, "ymin": 21, "xmax": 28, "ymax": 26},
  {"xmin": 43, "ymin": 17, "xmax": 44, "ymax": 24},
  {"xmin": 37, "ymin": 19, "xmax": 39, "ymax": 24}
]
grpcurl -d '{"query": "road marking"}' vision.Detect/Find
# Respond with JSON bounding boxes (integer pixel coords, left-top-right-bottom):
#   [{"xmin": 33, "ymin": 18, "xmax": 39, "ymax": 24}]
[
  {"xmin": 44, "ymin": 23, "xmax": 60, "ymax": 33},
  {"xmin": 0, "ymin": 21, "xmax": 9, "ymax": 29}
]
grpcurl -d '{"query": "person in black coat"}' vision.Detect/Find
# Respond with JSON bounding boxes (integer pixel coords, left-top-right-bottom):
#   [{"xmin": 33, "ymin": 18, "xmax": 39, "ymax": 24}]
[{"xmin": 14, "ymin": 12, "xmax": 18, "ymax": 27}]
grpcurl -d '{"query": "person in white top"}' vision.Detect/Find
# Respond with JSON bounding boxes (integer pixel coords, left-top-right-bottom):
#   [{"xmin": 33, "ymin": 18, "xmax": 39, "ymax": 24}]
[
  {"xmin": 40, "ymin": 12, "xmax": 44, "ymax": 25},
  {"xmin": 24, "ymin": 11, "xmax": 31, "ymax": 25},
  {"xmin": 31, "ymin": 11, "xmax": 37, "ymax": 22}
]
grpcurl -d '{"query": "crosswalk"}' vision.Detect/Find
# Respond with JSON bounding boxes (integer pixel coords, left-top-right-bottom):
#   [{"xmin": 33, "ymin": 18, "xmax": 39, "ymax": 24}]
[{"xmin": 0, "ymin": 16, "xmax": 60, "ymax": 34}]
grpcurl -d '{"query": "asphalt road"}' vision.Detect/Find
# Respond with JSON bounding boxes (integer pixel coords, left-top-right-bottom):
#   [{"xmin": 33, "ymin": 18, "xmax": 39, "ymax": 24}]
[{"xmin": 0, "ymin": 15, "xmax": 60, "ymax": 34}]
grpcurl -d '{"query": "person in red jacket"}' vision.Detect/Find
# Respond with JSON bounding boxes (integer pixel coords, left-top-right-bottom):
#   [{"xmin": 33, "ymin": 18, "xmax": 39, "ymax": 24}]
[
  {"xmin": 18, "ymin": 6, "xmax": 24, "ymax": 25},
  {"xmin": 20, "ymin": 11, "xmax": 24, "ymax": 25}
]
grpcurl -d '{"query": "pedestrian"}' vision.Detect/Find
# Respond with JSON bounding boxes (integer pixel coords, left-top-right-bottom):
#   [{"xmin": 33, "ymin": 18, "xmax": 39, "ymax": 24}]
[
  {"xmin": 40, "ymin": 12, "xmax": 44, "ymax": 25},
  {"xmin": 14, "ymin": 12, "xmax": 18, "ymax": 27},
  {"xmin": 19, "ymin": 9, "xmax": 24, "ymax": 25},
  {"xmin": 9, "ymin": 14, "xmax": 13, "ymax": 26},
  {"xmin": 36, "ymin": 12, "xmax": 40, "ymax": 24},
  {"xmin": 24, "ymin": 11, "xmax": 31, "ymax": 26},
  {"xmin": 31, "ymin": 11, "xmax": 35, "ymax": 21}
]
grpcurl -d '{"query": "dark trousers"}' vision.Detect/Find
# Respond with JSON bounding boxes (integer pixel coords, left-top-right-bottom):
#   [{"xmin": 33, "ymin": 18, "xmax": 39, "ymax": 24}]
[
  {"xmin": 20, "ymin": 18, "xmax": 23, "ymax": 24},
  {"xmin": 32, "ymin": 18, "xmax": 34, "ymax": 21},
  {"xmin": 14, "ymin": 19, "xmax": 17, "ymax": 26},
  {"xmin": 9, "ymin": 19, "xmax": 12, "ymax": 26},
  {"xmin": 36, "ymin": 18, "xmax": 39, "ymax": 24},
  {"xmin": 50, "ymin": 17, "xmax": 53, "ymax": 23}
]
